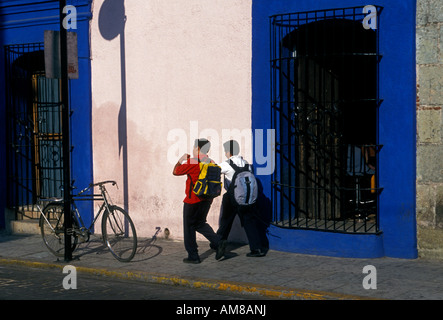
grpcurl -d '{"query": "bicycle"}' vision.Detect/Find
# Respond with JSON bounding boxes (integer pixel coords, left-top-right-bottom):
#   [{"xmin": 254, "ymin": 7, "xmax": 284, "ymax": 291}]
[{"xmin": 38, "ymin": 180, "xmax": 137, "ymax": 262}]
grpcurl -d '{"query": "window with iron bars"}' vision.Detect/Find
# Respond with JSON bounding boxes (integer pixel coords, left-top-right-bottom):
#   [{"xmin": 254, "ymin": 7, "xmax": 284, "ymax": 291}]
[
  {"xmin": 270, "ymin": 6, "xmax": 383, "ymax": 233},
  {"xmin": 5, "ymin": 43, "xmax": 63, "ymax": 218}
]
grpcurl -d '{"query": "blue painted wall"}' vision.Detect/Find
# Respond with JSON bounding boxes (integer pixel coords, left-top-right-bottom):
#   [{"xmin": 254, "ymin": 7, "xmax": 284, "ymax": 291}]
[
  {"xmin": 0, "ymin": 0, "xmax": 94, "ymax": 228},
  {"xmin": 252, "ymin": 0, "xmax": 417, "ymax": 258}
]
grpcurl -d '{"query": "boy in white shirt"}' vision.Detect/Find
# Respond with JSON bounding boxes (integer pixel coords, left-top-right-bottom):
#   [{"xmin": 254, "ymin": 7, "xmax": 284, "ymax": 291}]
[{"xmin": 217, "ymin": 140, "xmax": 268, "ymax": 257}]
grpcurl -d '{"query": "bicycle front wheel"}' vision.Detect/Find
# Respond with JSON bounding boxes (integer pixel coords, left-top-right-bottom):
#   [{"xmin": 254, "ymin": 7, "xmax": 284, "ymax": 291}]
[
  {"xmin": 40, "ymin": 203, "xmax": 78, "ymax": 257},
  {"xmin": 102, "ymin": 205, "xmax": 137, "ymax": 262}
]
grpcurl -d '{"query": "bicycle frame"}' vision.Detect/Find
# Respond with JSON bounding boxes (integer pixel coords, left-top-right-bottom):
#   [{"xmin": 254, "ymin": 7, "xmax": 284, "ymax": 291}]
[
  {"xmin": 39, "ymin": 180, "xmax": 137, "ymax": 262},
  {"xmin": 71, "ymin": 181, "xmax": 119, "ymax": 235},
  {"xmin": 38, "ymin": 181, "xmax": 118, "ymax": 237}
]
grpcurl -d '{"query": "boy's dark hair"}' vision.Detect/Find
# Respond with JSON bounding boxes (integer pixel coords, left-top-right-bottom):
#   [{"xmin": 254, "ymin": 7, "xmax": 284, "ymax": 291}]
[
  {"xmin": 194, "ymin": 138, "xmax": 211, "ymax": 154},
  {"xmin": 223, "ymin": 140, "xmax": 240, "ymax": 156}
]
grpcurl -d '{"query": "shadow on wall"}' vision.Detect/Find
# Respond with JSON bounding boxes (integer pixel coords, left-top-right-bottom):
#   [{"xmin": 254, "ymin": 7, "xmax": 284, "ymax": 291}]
[
  {"xmin": 256, "ymin": 178, "xmax": 272, "ymax": 246},
  {"xmin": 98, "ymin": 0, "xmax": 129, "ymax": 212}
]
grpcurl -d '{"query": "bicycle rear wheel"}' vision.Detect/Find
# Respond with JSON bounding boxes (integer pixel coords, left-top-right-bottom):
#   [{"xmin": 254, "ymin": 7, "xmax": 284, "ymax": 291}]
[
  {"xmin": 40, "ymin": 203, "xmax": 78, "ymax": 257},
  {"xmin": 102, "ymin": 205, "xmax": 137, "ymax": 262}
]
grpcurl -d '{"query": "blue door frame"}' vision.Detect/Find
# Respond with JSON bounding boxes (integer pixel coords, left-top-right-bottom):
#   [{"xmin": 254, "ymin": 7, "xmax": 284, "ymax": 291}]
[{"xmin": 252, "ymin": 0, "xmax": 417, "ymax": 259}]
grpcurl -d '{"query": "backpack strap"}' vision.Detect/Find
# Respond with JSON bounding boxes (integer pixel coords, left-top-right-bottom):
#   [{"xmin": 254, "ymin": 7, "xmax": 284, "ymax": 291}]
[
  {"xmin": 228, "ymin": 159, "xmax": 241, "ymax": 172},
  {"xmin": 244, "ymin": 176, "xmax": 251, "ymax": 204},
  {"xmin": 229, "ymin": 159, "xmax": 249, "ymax": 172},
  {"xmin": 188, "ymin": 156, "xmax": 208, "ymax": 199},
  {"xmin": 187, "ymin": 174, "xmax": 193, "ymax": 199},
  {"xmin": 228, "ymin": 159, "xmax": 250, "ymax": 173}
]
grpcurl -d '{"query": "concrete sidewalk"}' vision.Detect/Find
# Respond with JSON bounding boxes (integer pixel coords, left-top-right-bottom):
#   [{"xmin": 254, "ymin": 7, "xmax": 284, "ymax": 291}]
[{"xmin": 0, "ymin": 231, "xmax": 443, "ymax": 300}]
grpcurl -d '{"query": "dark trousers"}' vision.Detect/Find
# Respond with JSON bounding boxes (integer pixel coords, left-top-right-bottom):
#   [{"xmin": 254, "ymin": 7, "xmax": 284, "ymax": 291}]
[
  {"xmin": 183, "ymin": 201, "xmax": 220, "ymax": 260},
  {"xmin": 217, "ymin": 193, "xmax": 268, "ymax": 252}
]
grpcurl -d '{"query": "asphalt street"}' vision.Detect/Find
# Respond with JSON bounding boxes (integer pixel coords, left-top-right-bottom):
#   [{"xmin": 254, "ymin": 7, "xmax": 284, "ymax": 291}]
[{"xmin": 0, "ymin": 263, "xmax": 270, "ymax": 300}]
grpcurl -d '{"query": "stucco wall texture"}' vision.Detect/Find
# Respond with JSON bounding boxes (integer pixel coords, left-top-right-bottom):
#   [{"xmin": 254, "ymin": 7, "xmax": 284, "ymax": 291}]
[{"xmin": 90, "ymin": 0, "xmax": 252, "ymax": 241}]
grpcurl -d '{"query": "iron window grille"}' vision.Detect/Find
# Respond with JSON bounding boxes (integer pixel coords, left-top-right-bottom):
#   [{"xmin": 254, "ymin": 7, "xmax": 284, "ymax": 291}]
[
  {"xmin": 5, "ymin": 43, "xmax": 64, "ymax": 218},
  {"xmin": 270, "ymin": 6, "xmax": 383, "ymax": 234}
]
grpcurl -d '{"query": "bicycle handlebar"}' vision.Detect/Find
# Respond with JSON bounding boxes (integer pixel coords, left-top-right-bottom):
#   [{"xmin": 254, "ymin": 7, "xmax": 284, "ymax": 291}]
[
  {"xmin": 90, "ymin": 180, "xmax": 117, "ymax": 188},
  {"xmin": 77, "ymin": 180, "xmax": 118, "ymax": 196}
]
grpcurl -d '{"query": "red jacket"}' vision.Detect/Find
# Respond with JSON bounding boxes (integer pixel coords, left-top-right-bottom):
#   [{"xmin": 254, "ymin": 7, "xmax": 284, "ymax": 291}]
[{"xmin": 174, "ymin": 154, "xmax": 213, "ymax": 204}]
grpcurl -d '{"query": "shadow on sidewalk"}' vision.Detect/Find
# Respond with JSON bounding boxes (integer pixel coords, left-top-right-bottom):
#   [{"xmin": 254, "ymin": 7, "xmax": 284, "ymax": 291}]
[
  {"xmin": 133, "ymin": 237, "xmax": 163, "ymax": 262},
  {"xmin": 72, "ymin": 236, "xmax": 162, "ymax": 263},
  {"xmin": 198, "ymin": 242, "xmax": 247, "ymax": 262}
]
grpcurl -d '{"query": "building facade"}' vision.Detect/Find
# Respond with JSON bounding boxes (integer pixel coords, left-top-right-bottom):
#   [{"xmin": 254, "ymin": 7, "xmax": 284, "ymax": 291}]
[{"xmin": 1, "ymin": 0, "xmax": 442, "ymax": 260}]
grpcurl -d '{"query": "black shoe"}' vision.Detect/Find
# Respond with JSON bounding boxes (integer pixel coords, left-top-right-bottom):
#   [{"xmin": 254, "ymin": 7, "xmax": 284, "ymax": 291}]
[
  {"xmin": 246, "ymin": 250, "xmax": 265, "ymax": 257},
  {"xmin": 215, "ymin": 240, "xmax": 227, "ymax": 260},
  {"xmin": 183, "ymin": 257, "xmax": 201, "ymax": 264}
]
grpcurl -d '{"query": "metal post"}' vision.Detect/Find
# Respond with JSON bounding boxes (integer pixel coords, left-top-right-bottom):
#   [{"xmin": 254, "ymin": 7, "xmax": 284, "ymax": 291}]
[{"xmin": 60, "ymin": 0, "xmax": 72, "ymax": 262}]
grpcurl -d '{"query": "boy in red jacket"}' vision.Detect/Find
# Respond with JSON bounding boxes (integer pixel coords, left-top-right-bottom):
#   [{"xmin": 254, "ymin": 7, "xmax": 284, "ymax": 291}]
[{"xmin": 173, "ymin": 138, "xmax": 226, "ymax": 263}]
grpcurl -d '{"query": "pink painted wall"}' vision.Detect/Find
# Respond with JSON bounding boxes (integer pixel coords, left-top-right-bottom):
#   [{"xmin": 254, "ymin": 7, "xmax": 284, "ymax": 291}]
[{"xmin": 91, "ymin": 0, "xmax": 252, "ymax": 241}]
